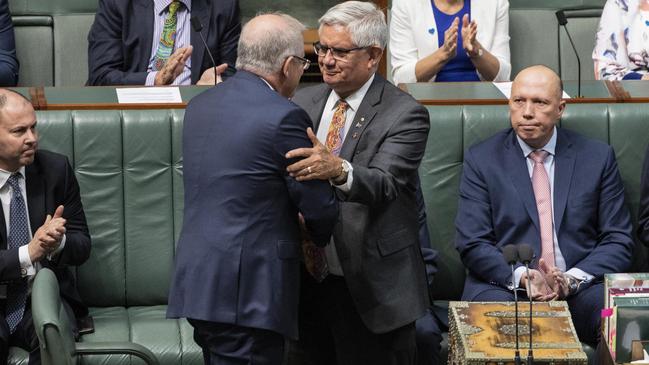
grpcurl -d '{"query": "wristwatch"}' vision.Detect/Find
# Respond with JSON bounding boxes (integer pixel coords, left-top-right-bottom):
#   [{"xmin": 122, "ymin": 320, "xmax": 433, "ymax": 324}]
[
  {"xmin": 565, "ymin": 274, "xmax": 584, "ymax": 296},
  {"xmin": 332, "ymin": 160, "xmax": 351, "ymax": 185}
]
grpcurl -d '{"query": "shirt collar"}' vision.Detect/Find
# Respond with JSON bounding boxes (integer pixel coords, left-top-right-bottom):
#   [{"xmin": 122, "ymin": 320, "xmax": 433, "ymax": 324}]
[
  {"xmin": 259, "ymin": 76, "xmax": 275, "ymax": 91},
  {"xmin": 154, "ymin": 0, "xmax": 191, "ymax": 15},
  {"xmin": 516, "ymin": 126, "xmax": 557, "ymax": 158},
  {"xmin": 0, "ymin": 166, "xmax": 26, "ymax": 189},
  {"xmin": 331, "ymin": 74, "xmax": 375, "ymax": 113}
]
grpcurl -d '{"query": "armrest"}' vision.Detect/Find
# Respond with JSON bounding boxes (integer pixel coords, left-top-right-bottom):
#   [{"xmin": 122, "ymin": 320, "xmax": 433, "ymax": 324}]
[{"xmin": 75, "ymin": 342, "xmax": 159, "ymax": 365}]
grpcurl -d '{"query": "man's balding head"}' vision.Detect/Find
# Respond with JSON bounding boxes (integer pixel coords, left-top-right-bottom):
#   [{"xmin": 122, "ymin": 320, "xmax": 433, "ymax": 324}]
[
  {"xmin": 0, "ymin": 89, "xmax": 38, "ymax": 171},
  {"xmin": 509, "ymin": 65, "xmax": 566, "ymax": 149},
  {"xmin": 236, "ymin": 13, "xmax": 305, "ymax": 76}
]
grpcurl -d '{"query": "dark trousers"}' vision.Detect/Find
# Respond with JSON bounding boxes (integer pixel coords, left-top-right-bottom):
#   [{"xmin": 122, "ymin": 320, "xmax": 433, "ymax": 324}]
[
  {"xmin": 188, "ymin": 319, "xmax": 285, "ymax": 365},
  {"xmin": 415, "ymin": 307, "xmax": 444, "ymax": 365},
  {"xmin": 0, "ymin": 306, "xmax": 40, "ymax": 365},
  {"xmin": 290, "ymin": 272, "xmax": 417, "ymax": 365},
  {"xmin": 467, "ymin": 282, "xmax": 604, "ymax": 347}
]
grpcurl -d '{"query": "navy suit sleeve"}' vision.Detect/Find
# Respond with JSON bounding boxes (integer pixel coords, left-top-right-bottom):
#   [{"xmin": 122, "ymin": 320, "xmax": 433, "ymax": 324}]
[
  {"xmin": 639, "ymin": 145, "xmax": 649, "ymax": 247},
  {"xmin": 346, "ymin": 102, "xmax": 430, "ymax": 206},
  {"xmin": 0, "ymin": 0, "xmax": 18, "ymax": 86},
  {"xmin": 274, "ymin": 107, "xmax": 338, "ymax": 246},
  {"xmin": 53, "ymin": 158, "xmax": 91, "ymax": 267},
  {"xmin": 87, "ymin": 0, "xmax": 148, "ymax": 85},
  {"xmin": 455, "ymin": 148, "xmax": 512, "ymax": 288},
  {"xmin": 572, "ymin": 146, "xmax": 633, "ymax": 276}
]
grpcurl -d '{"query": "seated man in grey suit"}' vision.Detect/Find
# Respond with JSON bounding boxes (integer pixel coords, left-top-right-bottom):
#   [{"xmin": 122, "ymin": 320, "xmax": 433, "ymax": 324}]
[
  {"xmin": 455, "ymin": 65, "xmax": 634, "ymax": 347},
  {"xmin": 0, "ymin": 89, "xmax": 91, "ymax": 364}
]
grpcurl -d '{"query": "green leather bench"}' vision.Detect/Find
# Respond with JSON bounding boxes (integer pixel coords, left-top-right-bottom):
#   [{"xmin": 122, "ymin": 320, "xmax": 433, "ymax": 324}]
[
  {"xmin": 14, "ymin": 103, "xmax": 645, "ymax": 365},
  {"xmin": 421, "ymin": 103, "xmax": 649, "ymax": 363},
  {"xmin": 11, "ymin": 109, "xmax": 201, "ymax": 365}
]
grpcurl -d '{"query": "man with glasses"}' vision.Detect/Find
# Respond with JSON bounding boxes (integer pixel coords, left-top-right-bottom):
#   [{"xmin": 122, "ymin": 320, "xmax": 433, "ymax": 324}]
[
  {"xmin": 167, "ymin": 13, "xmax": 338, "ymax": 365},
  {"xmin": 284, "ymin": 2, "xmax": 430, "ymax": 364}
]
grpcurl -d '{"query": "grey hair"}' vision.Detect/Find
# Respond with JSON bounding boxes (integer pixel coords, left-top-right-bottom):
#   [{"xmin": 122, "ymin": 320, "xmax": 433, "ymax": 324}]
[
  {"xmin": 236, "ymin": 12, "xmax": 306, "ymax": 75},
  {"xmin": 319, "ymin": 1, "xmax": 387, "ymax": 49}
]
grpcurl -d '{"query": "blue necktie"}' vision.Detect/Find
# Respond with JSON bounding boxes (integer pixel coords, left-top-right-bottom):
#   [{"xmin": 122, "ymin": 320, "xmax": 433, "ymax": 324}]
[{"xmin": 6, "ymin": 173, "xmax": 29, "ymax": 333}]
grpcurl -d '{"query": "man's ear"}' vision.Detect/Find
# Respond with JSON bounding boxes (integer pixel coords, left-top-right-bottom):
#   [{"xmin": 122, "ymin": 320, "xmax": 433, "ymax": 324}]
[
  {"xmin": 367, "ymin": 47, "xmax": 383, "ymax": 68},
  {"xmin": 281, "ymin": 57, "xmax": 292, "ymax": 78},
  {"xmin": 557, "ymin": 99, "xmax": 567, "ymax": 118}
]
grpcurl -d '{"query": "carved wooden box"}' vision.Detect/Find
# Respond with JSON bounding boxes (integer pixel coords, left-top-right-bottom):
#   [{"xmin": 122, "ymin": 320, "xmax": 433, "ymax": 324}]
[{"xmin": 449, "ymin": 301, "xmax": 587, "ymax": 365}]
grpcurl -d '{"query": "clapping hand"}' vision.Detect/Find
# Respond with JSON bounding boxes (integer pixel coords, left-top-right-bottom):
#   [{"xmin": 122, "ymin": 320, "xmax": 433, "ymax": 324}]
[{"xmin": 461, "ymin": 14, "xmax": 481, "ymax": 58}]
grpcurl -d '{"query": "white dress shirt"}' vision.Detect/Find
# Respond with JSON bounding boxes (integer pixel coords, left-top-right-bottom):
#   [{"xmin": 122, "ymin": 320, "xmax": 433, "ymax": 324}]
[{"xmin": 315, "ymin": 74, "xmax": 375, "ymax": 276}]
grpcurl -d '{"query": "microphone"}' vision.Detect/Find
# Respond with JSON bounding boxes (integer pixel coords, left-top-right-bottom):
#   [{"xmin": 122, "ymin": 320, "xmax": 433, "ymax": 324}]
[
  {"xmin": 555, "ymin": 10, "xmax": 582, "ymax": 98},
  {"xmin": 518, "ymin": 243, "xmax": 535, "ymax": 365},
  {"xmin": 502, "ymin": 245, "xmax": 522, "ymax": 365},
  {"xmin": 190, "ymin": 16, "xmax": 219, "ymax": 85}
]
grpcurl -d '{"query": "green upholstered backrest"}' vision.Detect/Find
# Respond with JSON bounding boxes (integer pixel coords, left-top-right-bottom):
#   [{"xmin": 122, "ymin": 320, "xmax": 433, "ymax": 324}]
[
  {"xmin": 422, "ymin": 103, "xmax": 649, "ymax": 301},
  {"xmin": 12, "ymin": 16, "xmax": 54, "ymax": 87},
  {"xmin": 35, "ymin": 110, "xmax": 185, "ymax": 307}
]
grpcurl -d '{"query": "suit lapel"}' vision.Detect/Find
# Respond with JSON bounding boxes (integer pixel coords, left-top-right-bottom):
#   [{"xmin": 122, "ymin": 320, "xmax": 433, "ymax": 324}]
[
  {"xmin": 135, "ymin": 0, "xmax": 154, "ymax": 72},
  {"xmin": 25, "ymin": 164, "xmax": 46, "ymax": 236},
  {"xmin": 505, "ymin": 131, "xmax": 540, "ymax": 233},
  {"xmin": 553, "ymin": 129, "xmax": 575, "ymax": 232},
  {"xmin": 190, "ymin": 0, "xmax": 209, "ymax": 83},
  {"xmin": 339, "ymin": 76, "xmax": 382, "ymax": 160},
  {"xmin": 305, "ymin": 86, "xmax": 331, "ymax": 132}
]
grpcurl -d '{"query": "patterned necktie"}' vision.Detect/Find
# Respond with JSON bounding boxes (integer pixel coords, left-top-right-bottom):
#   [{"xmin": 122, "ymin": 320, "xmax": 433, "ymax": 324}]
[
  {"xmin": 303, "ymin": 100, "xmax": 349, "ymax": 282},
  {"xmin": 5, "ymin": 173, "xmax": 29, "ymax": 333},
  {"xmin": 529, "ymin": 150, "xmax": 555, "ymax": 268},
  {"xmin": 153, "ymin": 1, "xmax": 181, "ymax": 71},
  {"xmin": 325, "ymin": 100, "xmax": 349, "ymax": 156}
]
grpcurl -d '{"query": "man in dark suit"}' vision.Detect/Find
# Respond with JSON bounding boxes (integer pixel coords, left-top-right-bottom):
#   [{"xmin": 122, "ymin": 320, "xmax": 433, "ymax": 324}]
[
  {"xmin": 0, "ymin": 0, "xmax": 18, "ymax": 86},
  {"xmin": 87, "ymin": 0, "xmax": 240, "ymax": 86},
  {"xmin": 455, "ymin": 65, "xmax": 634, "ymax": 346},
  {"xmin": 0, "ymin": 89, "xmax": 91, "ymax": 364},
  {"xmin": 284, "ymin": 2, "xmax": 430, "ymax": 363},
  {"xmin": 167, "ymin": 13, "xmax": 338, "ymax": 365},
  {"xmin": 639, "ymin": 145, "xmax": 649, "ymax": 247}
]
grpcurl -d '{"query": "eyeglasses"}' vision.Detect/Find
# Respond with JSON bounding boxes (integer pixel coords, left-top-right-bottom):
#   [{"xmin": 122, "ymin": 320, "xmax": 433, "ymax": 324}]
[
  {"xmin": 291, "ymin": 55, "xmax": 311, "ymax": 70},
  {"xmin": 313, "ymin": 41, "xmax": 367, "ymax": 61}
]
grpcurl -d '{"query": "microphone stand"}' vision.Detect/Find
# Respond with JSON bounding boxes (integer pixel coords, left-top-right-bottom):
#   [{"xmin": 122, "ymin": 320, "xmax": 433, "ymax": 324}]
[
  {"xmin": 518, "ymin": 243, "xmax": 535, "ymax": 365},
  {"xmin": 523, "ymin": 263, "xmax": 534, "ymax": 365},
  {"xmin": 556, "ymin": 10, "xmax": 582, "ymax": 98},
  {"xmin": 502, "ymin": 245, "xmax": 522, "ymax": 365},
  {"xmin": 512, "ymin": 264, "xmax": 522, "ymax": 365},
  {"xmin": 191, "ymin": 17, "xmax": 219, "ymax": 85}
]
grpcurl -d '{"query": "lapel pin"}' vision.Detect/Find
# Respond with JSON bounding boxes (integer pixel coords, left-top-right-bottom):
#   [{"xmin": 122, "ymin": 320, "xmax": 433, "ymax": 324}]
[
  {"xmin": 360, "ymin": 117, "xmax": 365, "ymax": 122},
  {"xmin": 352, "ymin": 132, "xmax": 359, "ymax": 139},
  {"xmin": 355, "ymin": 122, "xmax": 362, "ymax": 128}
]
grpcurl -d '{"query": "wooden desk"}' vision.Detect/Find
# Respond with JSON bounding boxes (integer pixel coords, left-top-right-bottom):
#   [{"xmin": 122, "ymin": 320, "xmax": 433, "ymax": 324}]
[
  {"xmin": 13, "ymin": 86, "xmax": 210, "ymax": 110},
  {"xmin": 401, "ymin": 80, "xmax": 649, "ymax": 105}
]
